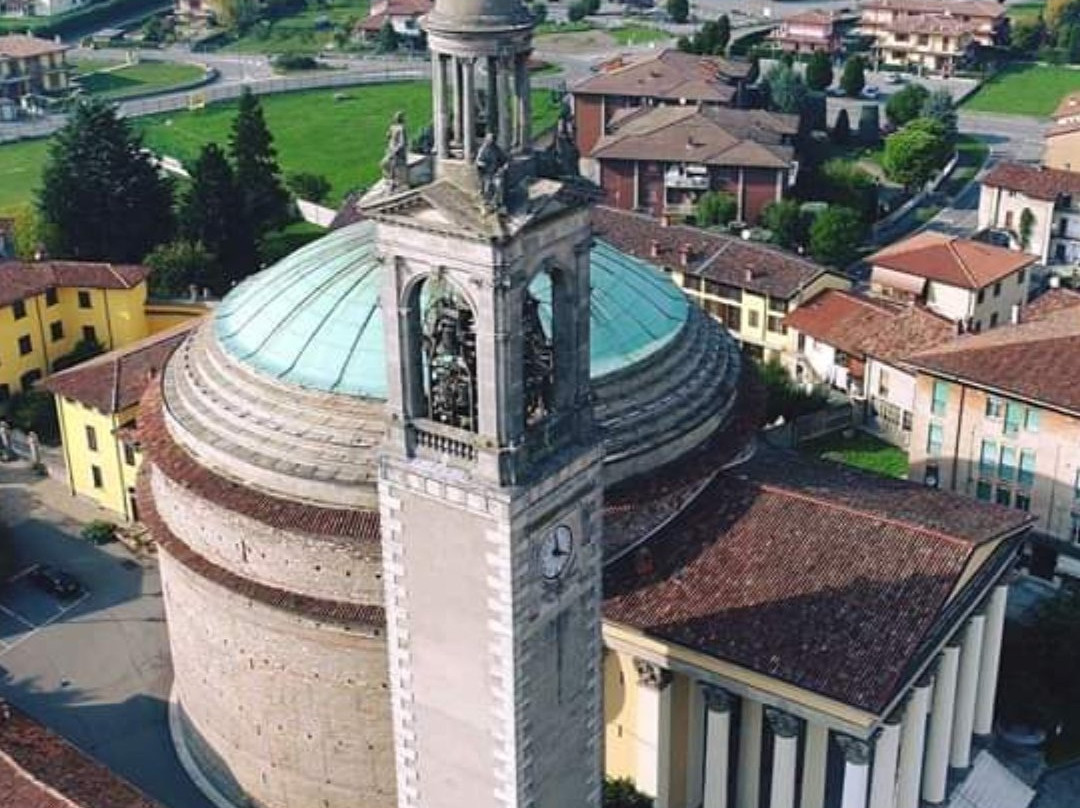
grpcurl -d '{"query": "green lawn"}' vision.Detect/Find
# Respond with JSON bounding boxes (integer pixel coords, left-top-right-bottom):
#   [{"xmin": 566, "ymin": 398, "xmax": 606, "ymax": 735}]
[
  {"xmin": 224, "ymin": 0, "xmax": 371, "ymax": 55},
  {"xmin": 800, "ymin": 431, "xmax": 909, "ymax": 478},
  {"xmin": 962, "ymin": 63, "xmax": 1080, "ymax": 117},
  {"xmin": 0, "ymin": 82, "xmax": 563, "ymax": 212},
  {"xmin": 609, "ymin": 24, "xmax": 672, "ymax": 46},
  {"xmin": 73, "ymin": 61, "xmax": 207, "ymax": 100},
  {"xmin": 1007, "ymin": 1, "xmax": 1045, "ymax": 22}
]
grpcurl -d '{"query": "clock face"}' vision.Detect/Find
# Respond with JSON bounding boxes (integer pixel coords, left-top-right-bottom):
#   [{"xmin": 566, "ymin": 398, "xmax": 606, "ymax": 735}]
[{"xmin": 540, "ymin": 524, "xmax": 574, "ymax": 581}]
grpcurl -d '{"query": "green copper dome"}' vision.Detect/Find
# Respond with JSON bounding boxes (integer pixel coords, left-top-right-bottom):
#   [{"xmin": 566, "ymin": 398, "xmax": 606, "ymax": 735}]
[{"xmin": 215, "ymin": 220, "xmax": 689, "ymax": 398}]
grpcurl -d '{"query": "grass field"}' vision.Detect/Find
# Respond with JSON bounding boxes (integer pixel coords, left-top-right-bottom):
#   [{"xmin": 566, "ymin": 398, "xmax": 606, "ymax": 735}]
[
  {"xmin": 224, "ymin": 0, "xmax": 371, "ymax": 55},
  {"xmin": 962, "ymin": 63, "xmax": 1080, "ymax": 117},
  {"xmin": 73, "ymin": 61, "xmax": 207, "ymax": 100},
  {"xmin": 800, "ymin": 431, "xmax": 909, "ymax": 478},
  {"xmin": 0, "ymin": 82, "xmax": 563, "ymax": 212},
  {"xmin": 1007, "ymin": 1, "xmax": 1045, "ymax": 22},
  {"xmin": 609, "ymin": 24, "xmax": 672, "ymax": 46}
]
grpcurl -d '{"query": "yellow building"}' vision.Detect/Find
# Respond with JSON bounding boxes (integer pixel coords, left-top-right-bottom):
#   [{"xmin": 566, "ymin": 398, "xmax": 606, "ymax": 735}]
[
  {"xmin": 591, "ymin": 206, "xmax": 850, "ymax": 363},
  {"xmin": 41, "ymin": 321, "xmax": 200, "ymax": 519},
  {"xmin": 0, "ymin": 260, "xmax": 152, "ymax": 406},
  {"xmin": 0, "ymin": 35, "xmax": 70, "ymax": 101}
]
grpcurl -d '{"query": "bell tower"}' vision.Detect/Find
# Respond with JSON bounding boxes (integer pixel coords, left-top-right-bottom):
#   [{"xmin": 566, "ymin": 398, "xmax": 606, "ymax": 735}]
[{"xmin": 361, "ymin": 0, "xmax": 604, "ymax": 805}]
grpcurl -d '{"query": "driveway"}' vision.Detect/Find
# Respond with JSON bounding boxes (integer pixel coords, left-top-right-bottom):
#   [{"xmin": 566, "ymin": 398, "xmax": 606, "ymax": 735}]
[{"xmin": 0, "ymin": 461, "xmax": 214, "ymax": 808}]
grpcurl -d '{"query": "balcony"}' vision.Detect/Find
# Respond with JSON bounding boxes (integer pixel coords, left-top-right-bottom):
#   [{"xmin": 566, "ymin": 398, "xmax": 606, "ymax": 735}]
[{"xmin": 665, "ymin": 167, "xmax": 709, "ymax": 191}]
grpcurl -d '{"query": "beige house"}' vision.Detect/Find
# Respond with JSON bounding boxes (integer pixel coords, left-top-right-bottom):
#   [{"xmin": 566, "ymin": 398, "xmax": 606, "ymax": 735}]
[
  {"xmin": 907, "ymin": 288, "xmax": 1080, "ymax": 577},
  {"xmin": 1044, "ymin": 90, "xmax": 1080, "ymax": 172},
  {"xmin": 978, "ymin": 161, "xmax": 1080, "ymax": 265},
  {"xmin": 0, "ymin": 34, "xmax": 68, "ymax": 103},
  {"xmin": 867, "ymin": 231, "xmax": 1035, "ymax": 332},
  {"xmin": 768, "ymin": 9, "xmax": 843, "ymax": 55}
]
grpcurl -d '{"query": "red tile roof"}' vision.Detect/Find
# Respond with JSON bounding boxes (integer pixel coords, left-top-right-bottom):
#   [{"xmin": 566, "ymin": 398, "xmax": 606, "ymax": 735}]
[
  {"xmin": 573, "ymin": 49, "xmax": 750, "ymax": 103},
  {"xmin": 591, "ymin": 105, "xmax": 796, "ymax": 169},
  {"xmin": 0, "ymin": 703, "xmax": 162, "ymax": 808},
  {"xmin": 1052, "ymin": 90, "xmax": 1080, "ymax": 121},
  {"xmin": 42, "ymin": 321, "xmax": 200, "ymax": 414},
  {"xmin": 604, "ymin": 449, "xmax": 1030, "ymax": 712},
  {"xmin": 780, "ymin": 8, "xmax": 838, "ymax": 25},
  {"xmin": 590, "ymin": 206, "xmax": 837, "ymax": 300},
  {"xmin": 859, "ymin": 0, "xmax": 1004, "ymax": 19},
  {"xmin": 0, "ymin": 261, "xmax": 149, "ymax": 308},
  {"xmin": 0, "ymin": 34, "xmax": 69, "ymax": 59},
  {"xmin": 980, "ymin": 162, "xmax": 1080, "ymax": 202},
  {"xmin": 1023, "ymin": 286, "xmax": 1080, "ymax": 320},
  {"xmin": 907, "ymin": 303, "xmax": 1080, "ymax": 415},
  {"xmin": 868, "ymin": 231, "xmax": 1035, "ymax": 291}
]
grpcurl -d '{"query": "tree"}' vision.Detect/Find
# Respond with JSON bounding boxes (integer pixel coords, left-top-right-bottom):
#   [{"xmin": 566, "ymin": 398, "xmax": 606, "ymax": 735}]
[
  {"xmin": 840, "ymin": 55, "xmax": 866, "ymax": 98},
  {"xmin": 376, "ymin": 17, "xmax": 400, "ymax": 52},
  {"xmin": 882, "ymin": 118, "xmax": 951, "ymax": 189},
  {"xmin": 1010, "ymin": 18, "xmax": 1047, "ymax": 54},
  {"xmin": 1066, "ymin": 22, "xmax": 1080, "ymax": 62},
  {"xmin": 9, "ymin": 203, "xmax": 48, "ymax": 260},
  {"xmin": 805, "ymin": 50, "xmax": 833, "ymax": 92},
  {"xmin": 831, "ymin": 108, "xmax": 851, "ymax": 145},
  {"xmin": 802, "ymin": 92, "xmax": 827, "ymax": 133},
  {"xmin": 857, "ymin": 103, "xmax": 880, "ymax": 145},
  {"xmin": 920, "ymin": 89, "xmax": 958, "ymax": 143},
  {"xmin": 696, "ymin": 191, "xmax": 738, "ymax": 227},
  {"xmin": 181, "ymin": 143, "xmax": 258, "ymax": 293},
  {"xmin": 1019, "ymin": 207, "xmax": 1036, "ymax": 250},
  {"xmin": 38, "ymin": 99, "xmax": 174, "ymax": 263},
  {"xmin": 567, "ymin": 1, "xmax": 587, "ymax": 21},
  {"xmin": 764, "ymin": 62, "xmax": 807, "ymax": 114},
  {"xmin": 603, "ymin": 777, "xmax": 653, "ymax": 808},
  {"xmin": 884, "ymin": 83, "xmax": 929, "ymax": 127},
  {"xmin": 715, "ymin": 14, "xmax": 731, "ymax": 53},
  {"xmin": 530, "ymin": 1, "xmax": 547, "ymax": 23},
  {"xmin": 820, "ymin": 159, "xmax": 878, "ymax": 223},
  {"xmin": 145, "ymin": 239, "xmax": 216, "ymax": 299},
  {"xmin": 216, "ymin": 0, "xmax": 259, "ymax": 31},
  {"xmin": 286, "ymin": 171, "xmax": 332, "ymax": 203},
  {"xmin": 809, "ymin": 206, "xmax": 865, "ymax": 268},
  {"xmin": 7, "ymin": 391, "xmax": 59, "ymax": 445},
  {"xmin": 761, "ymin": 199, "xmax": 808, "ymax": 249},
  {"xmin": 52, "ymin": 336, "xmax": 104, "ymax": 372},
  {"xmin": 229, "ymin": 89, "xmax": 292, "ymax": 237},
  {"xmin": 666, "ymin": 0, "xmax": 688, "ymax": 24}
]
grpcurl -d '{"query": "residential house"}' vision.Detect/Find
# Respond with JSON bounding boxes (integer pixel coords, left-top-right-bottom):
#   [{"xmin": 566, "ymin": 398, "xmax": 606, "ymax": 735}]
[
  {"xmin": 571, "ymin": 49, "xmax": 753, "ymax": 157},
  {"xmin": 0, "ymin": 260, "xmax": 151, "ymax": 407},
  {"xmin": 858, "ymin": 0, "xmax": 1007, "ymax": 74},
  {"xmin": 0, "ymin": 0, "xmax": 33, "ymax": 16},
  {"xmin": 591, "ymin": 205, "xmax": 850, "ymax": 361},
  {"xmin": 867, "ymin": 231, "xmax": 1035, "ymax": 332},
  {"xmin": 978, "ymin": 161, "xmax": 1080, "ymax": 265},
  {"xmin": 1043, "ymin": 90, "xmax": 1080, "ymax": 171},
  {"xmin": 354, "ymin": 0, "xmax": 432, "ymax": 44},
  {"xmin": 769, "ymin": 9, "xmax": 844, "ymax": 55},
  {"xmin": 783, "ymin": 288, "xmax": 954, "ymax": 446},
  {"xmin": 588, "ymin": 105, "xmax": 799, "ymax": 225},
  {"xmin": 0, "ymin": 34, "xmax": 69, "ymax": 102},
  {"xmin": 906, "ymin": 288, "xmax": 1080, "ymax": 577},
  {"xmin": 41, "ymin": 321, "xmax": 199, "ymax": 519}
]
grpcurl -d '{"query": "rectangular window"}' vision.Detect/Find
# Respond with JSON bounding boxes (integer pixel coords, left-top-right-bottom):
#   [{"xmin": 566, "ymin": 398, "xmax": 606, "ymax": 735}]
[
  {"xmin": 995, "ymin": 487, "xmax": 1011, "ymax": 506},
  {"xmin": 45, "ymin": 288, "xmax": 57, "ymax": 306},
  {"xmin": 1018, "ymin": 268, "xmax": 1026, "ymax": 285},
  {"xmin": 17, "ymin": 335, "xmax": 31, "ymax": 356},
  {"xmin": 879, "ymin": 370, "xmax": 890, "ymax": 398},
  {"xmin": 998, "ymin": 446, "xmax": 1016, "ymax": 481},
  {"xmin": 123, "ymin": 443, "xmax": 136, "ymax": 466},
  {"xmin": 766, "ymin": 316, "xmax": 786, "ymax": 335},
  {"xmin": 747, "ymin": 310, "xmax": 760, "ymax": 329},
  {"xmin": 1016, "ymin": 492, "xmax": 1031, "ymax": 512},
  {"xmin": 86, "ymin": 425, "xmax": 97, "ymax": 452},
  {"xmin": 1025, "ymin": 408, "xmax": 1040, "ymax": 433},
  {"xmin": 91, "ymin": 465, "xmax": 103, "ymax": 489},
  {"xmin": 1004, "ymin": 402, "xmax": 1022, "ymax": 436},
  {"xmin": 768, "ymin": 297, "xmax": 786, "ymax": 313},
  {"xmin": 77, "ymin": 290, "xmax": 92, "ymax": 309},
  {"xmin": 927, "ymin": 423, "xmax": 944, "ymax": 454},
  {"xmin": 925, "ymin": 462, "xmax": 940, "ymax": 488},
  {"xmin": 902, "ymin": 411, "xmax": 913, "ymax": 431},
  {"xmin": 993, "ymin": 281, "xmax": 1002, "ymax": 297},
  {"xmin": 976, "ymin": 481, "xmax": 992, "ymax": 501},
  {"xmin": 990, "ymin": 312, "xmax": 999, "ymax": 328},
  {"xmin": 985, "ymin": 396, "xmax": 1004, "ymax": 418},
  {"xmin": 11, "ymin": 300, "xmax": 26, "ymax": 320},
  {"xmin": 1018, "ymin": 450, "xmax": 1036, "ymax": 486},
  {"xmin": 82, "ymin": 325, "xmax": 97, "ymax": 344},
  {"xmin": 49, "ymin": 321, "xmax": 63, "ymax": 342},
  {"xmin": 977, "ymin": 289, "xmax": 985, "ymax": 304},
  {"xmin": 931, "ymin": 380, "xmax": 949, "ymax": 417},
  {"xmin": 980, "ymin": 440, "xmax": 997, "ymax": 476}
]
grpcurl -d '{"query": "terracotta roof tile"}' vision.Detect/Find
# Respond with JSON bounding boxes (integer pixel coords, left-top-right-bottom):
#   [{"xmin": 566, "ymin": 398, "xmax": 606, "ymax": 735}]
[
  {"xmin": 573, "ymin": 49, "xmax": 749, "ymax": 102},
  {"xmin": 42, "ymin": 321, "xmax": 200, "ymax": 413},
  {"xmin": 603, "ymin": 449, "xmax": 1030, "ymax": 712},
  {"xmin": 868, "ymin": 231, "xmax": 1034, "ymax": 290},
  {"xmin": 0, "ymin": 261, "xmax": 149, "ymax": 308},
  {"xmin": 1052, "ymin": 90, "xmax": 1080, "ymax": 121},
  {"xmin": 0, "ymin": 34, "xmax": 68, "ymax": 59},
  {"xmin": 0, "ymin": 704, "xmax": 162, "ymax": 808},
  {"xmin": 981, "ymin": 162, "xmax": 1080, "ymax": 202},
  {"xmin": 859, "ymin": 0, "xmax": 1004, "ymax": 18},
  {"xmin": 590, "ymin": 206, "xmax": 837, "ymax": 299},
  {"xmin": 907, "ymin": 304, "xmax": 1080, "ymax": 415},
  {"xmin": 780, "ymin": 8, "xmax": 839, "ymax": 25},
  {"xmin": 1023, "ymin": 287, "xmax": 1080, "ymax": 320}
]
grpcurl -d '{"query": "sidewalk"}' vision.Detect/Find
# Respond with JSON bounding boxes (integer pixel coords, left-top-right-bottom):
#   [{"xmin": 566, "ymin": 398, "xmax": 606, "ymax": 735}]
[{"xmin": 0, "ymin": 459, "xmax": 118, "ymax": 534}]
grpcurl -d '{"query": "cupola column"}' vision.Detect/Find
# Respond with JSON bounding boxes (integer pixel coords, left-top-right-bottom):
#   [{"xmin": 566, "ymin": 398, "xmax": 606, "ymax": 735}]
[
  {"xmin": 702, "ymin": 685, "xmax": 733, "ymax": 808},
  {"xmin": 461, "ymin": 57, "xmax": 477, "ymax": 159},
  {"xmin": 516, "ymin": 52, "xmax": 531, "ymax": 149},
  {"xmin": 433, "ymin": 53, "xmax": 449, "ymax": 158}
]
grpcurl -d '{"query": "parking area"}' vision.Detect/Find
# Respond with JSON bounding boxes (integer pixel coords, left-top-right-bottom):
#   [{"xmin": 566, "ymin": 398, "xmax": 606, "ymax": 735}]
[{"xmin": 0, "ymin": 564, "xmax": 89, "ymax": 656}]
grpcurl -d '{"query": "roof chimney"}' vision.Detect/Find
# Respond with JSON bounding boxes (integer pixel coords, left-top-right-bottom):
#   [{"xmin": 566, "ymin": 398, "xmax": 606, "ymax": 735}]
[
  {"xmin": 744, "ymin": 268, "xmax": 754, "ymax": 283},
  {"xmin": 678, "ymin": 244, "xmax": 691, "ymax": 267},
  {"xmin": 661, "ymin": 213, "xmax": 672, "ymax": 227},
  {"xmin": 649, "ymin": 239, "xmax": 661, "ymax": 258}
]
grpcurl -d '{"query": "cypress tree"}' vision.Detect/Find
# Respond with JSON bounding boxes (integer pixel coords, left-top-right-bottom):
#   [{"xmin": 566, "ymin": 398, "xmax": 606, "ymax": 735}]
[{"xmin": 229, "ymin": 88, "xmax": 291, "ymax": 237}]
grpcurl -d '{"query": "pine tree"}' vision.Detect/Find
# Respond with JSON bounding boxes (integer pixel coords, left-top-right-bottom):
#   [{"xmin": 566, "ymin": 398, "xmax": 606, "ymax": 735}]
[
  {"xmin": 376, "ymin": 17, "xmax": 400, "ymax": 52},
  {"xmin": 38, "ymin": 99, "xmax": 174, "ymax": 262},
  {"xmin": 840, "ymin": 55, "xmax": 866, "ymax": 98},
  {"xmin": 831, "ymin": 108, "xmax": 851, "ymax": 145},
  {"xmin": 805, "ymin": 50, "xmax": 834, "ymax": 92},
  {"xmin": 229, "ymin": 89, "xmax": 292, "ymax": 238}
]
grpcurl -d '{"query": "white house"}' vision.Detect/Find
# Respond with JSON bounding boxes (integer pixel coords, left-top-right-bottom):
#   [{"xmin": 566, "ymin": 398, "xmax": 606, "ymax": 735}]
[{"xmin": 979, "ymin": 161, "xmax": 1080, "ymax": 266}]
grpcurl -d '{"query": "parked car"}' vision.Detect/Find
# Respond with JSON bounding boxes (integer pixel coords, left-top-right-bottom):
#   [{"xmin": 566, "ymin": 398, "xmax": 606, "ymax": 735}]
[
  {"xmin": 31, "ymin": 565, "xmax": 82, "ymax": 599},
  {"xmin": 862, "ymin": 86, "xmax": 880, "ymax": 99},
  {"xmin": 827, "ymin": 86, "xmax": 846, "ymax": 97}
]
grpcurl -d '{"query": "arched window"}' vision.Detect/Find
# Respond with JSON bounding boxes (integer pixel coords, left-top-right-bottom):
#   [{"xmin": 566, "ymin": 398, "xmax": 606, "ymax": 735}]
[
  {"xmin": 524, "ymin": 268, "xmax": 557, "ymax": 427},
  {"xmin": 418, "ymin": 275, "xmax": 478, "ymax": 432}
]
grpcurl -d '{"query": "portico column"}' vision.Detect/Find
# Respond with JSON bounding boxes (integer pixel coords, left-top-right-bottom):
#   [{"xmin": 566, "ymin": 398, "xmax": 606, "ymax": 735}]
[
  {"xmin": 735, "ymin": 698, "xmax": 763, "ymax": 808},
  {"xmin": 974, "ymin": 584, "xmax": 1009, "ymax": 736},
  {"xmin": 496, "ymin": 54, "xmax": 512, "ymax": 152},
  {"xmin": 766, "ymin": 709, "xmax": 799, "ymax": 808},
  {"xmin": 516, "ymin": 53, "xmax": 531, "ymax": 149},
  {"xmin": 702, "ymin": 686, "xmax": 733, "ymax": 808},
  {"xmin": 432, "ymin": 53, "xmax": 447, "ymax": 158},
  {"xmin": 838, "ymin": 737, "xmax": 871, "ymax": 808},
  {"xmin": 801, "ymin": 721, "xmax": 829, "ymax": 808},
  {"xmin": 461, "ymin": 58, "xmax": 476, "ymax": 160},
  {"xmin": 950, "ymin": 615, "xmax": 986, "ymax": 769},
  {"xmin": 922, "ymin": 645, "xmax": 960, "ymax": 804},
  {"xmin": 896, "ymin": 678, "xmax": 931, "ymax": 808},
  {"xmin": 634, "ymin": 659, "xmax": 673, "ymax": 808},
  {"xmin": 685, "ymin": 682, "xmax": 705, "ymax": 808},
  {"xmin": 452, "ymin": 57, "xmax": 463, "ymax": 147},
  {"xmin": 869, "ymin": 717, "xmax": 901, "ymax": 808}
]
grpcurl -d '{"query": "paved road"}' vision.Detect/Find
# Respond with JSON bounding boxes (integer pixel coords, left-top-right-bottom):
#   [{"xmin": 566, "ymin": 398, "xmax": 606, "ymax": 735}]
[{"xmin": 0, "ymin": 461, "xmax": 215, "ymax": 808}]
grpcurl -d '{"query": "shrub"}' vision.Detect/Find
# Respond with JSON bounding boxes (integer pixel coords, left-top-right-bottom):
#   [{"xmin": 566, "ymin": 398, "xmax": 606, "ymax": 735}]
[
  {"xmin": 273, "ymin": 53, "xmax": 319, "ymax": 71},
  {"xmin": 819, "ymin": 159, "xmax": 878, "ymax": 224},
  {"xmin": 884, "ymin": 83, "xmax": 929, "ymax": 127},
  {"xmin": 7, "ymin": 391, "xmax": 59, "ymax": 445},
  {"xmin": 761, "ymin": 358, "xmax": 828, "ymax": 423},
  {"xmin": 52, "ymin": 337, "xmax": 104, "ymax": 372},
  {"xmin": 857, "ymin": 104, "xmax": 880, "ymax": 145},
  {"xmin": 696, "ymin": 191, "xmax": 738, "ymax": 227},
  {"xmin": 805, "ymin": 50, "xmax": 833, "ymax": 91},
  {"xmin": 82, "ymin": 520, "xmax": 117, "ymax": 545},
  {"xmin": 809, "ymin": 205, "xmax": 866, "ymax": 268},
  {"xmin": 831, "ymin": 108, "xmax": 851, "ymax": 144},
  {"xmin": 567, "ymin": 1, "xmax": 587, "ymax": 21},
  {"xmin": 666, "ymin": 0, "xmax": 688, "ymax": 23},
  {"xmin": 286, "ymin": 171, "xmax": 332, "ymax": 203},
  {"xmin": 840, "ymin": 55, "xmax": 866, "ymax": 97},
  {"xmin": 603, "ymin": 777, "xmax": 653, "ymax": 808}
]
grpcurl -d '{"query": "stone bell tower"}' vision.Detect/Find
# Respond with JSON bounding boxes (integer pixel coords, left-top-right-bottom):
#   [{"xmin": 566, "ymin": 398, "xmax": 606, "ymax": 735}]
[{"xmin": 360, "ymin": 0, "xmax": 604, "ymax": 805}]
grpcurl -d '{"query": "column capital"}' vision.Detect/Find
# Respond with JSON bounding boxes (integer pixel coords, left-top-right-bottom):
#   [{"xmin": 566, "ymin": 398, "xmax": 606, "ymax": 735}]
[
  {"xmin": 634, "ymin": 658, "xmax": 672, "ymax": 691},
  {"xmin": 765, "ymin": 707, "xmax": 800, "ymax": 739},
  {"xmin": 702, "ymin": 684, "xmax": 734, "ymax": 712},
  {"xmin": 836, "ymin": 735, "xmax": 871, "ymax": 766}
]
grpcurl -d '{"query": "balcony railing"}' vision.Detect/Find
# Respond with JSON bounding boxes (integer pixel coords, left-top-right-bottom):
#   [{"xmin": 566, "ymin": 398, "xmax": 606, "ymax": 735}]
[{"xmin": 664, "ymin": 169, "xmax": 709, "ymax": 190}]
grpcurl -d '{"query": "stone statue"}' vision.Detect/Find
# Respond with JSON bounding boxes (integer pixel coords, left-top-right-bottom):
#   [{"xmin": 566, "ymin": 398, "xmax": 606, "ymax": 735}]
[
  {"xmin": 423, "ymin": 288, "xmax": 477, "ymax": 430},
  {"xmin": 476, "ymin": 132, "xmax": 508, "ymax": 211},
  {"xmin": 380, "ymin": 111, "xmax": 409, "ymax": 191},
  {"xmin": 554, "ymin": 96, "xmax": 580, "ymax": 177},
  {"xmin": 522, "ymin": 291, "xmax": 554, "ymax": 425}
]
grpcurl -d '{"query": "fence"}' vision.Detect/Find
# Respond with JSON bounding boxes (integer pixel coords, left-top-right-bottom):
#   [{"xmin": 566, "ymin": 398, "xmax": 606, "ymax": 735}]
[{"xmin": 762, "ymin": 401, "xmax": 859, "ymax": 449}]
